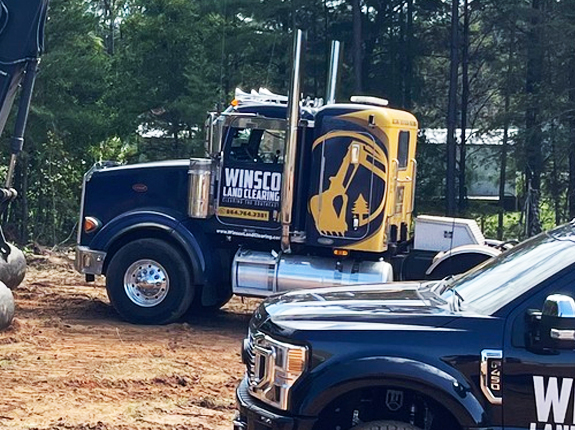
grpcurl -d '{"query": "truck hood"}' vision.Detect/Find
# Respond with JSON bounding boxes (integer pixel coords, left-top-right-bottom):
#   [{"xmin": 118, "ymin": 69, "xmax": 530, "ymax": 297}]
[{"xmin": 253, "ymin": 283, "xmax": 459, "ymax": 333}]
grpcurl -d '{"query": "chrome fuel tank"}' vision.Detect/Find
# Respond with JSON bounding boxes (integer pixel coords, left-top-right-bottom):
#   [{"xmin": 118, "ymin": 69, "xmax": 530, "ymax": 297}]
[{"xmin": 232, "ymin": 249, "xmax": 393, "ymax": 297}]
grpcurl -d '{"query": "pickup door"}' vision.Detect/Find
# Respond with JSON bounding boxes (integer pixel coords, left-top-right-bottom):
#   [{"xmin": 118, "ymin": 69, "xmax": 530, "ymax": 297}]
[{"xmin": 502, "ymin": 267, "xmax": 575, "ymax": 430}]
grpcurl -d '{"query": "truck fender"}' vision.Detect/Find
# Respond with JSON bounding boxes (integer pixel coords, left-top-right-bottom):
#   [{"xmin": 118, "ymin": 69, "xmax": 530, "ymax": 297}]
[
  {"xmin": 296, "ymin": 356, "xmax": 486, "ymax": 428},
  {"xmin": 89, "ymin": 210, "xmax": 205, "ymax": 285},
  {"xmin": 425, "ymin": 244, "xmax": 501, "ymax": 279}
]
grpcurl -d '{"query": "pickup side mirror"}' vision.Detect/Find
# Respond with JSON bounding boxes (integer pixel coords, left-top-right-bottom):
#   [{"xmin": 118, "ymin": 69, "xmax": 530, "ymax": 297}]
[{"xmin": 539, "ymin": 294, "xmax": 575, "ymax": 350}]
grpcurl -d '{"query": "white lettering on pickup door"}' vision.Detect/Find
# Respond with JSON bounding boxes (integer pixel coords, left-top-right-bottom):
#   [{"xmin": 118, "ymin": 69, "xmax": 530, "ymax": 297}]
[{"xmin": 531, "ymin": 376, "xmax": 575, "ymax": 429}]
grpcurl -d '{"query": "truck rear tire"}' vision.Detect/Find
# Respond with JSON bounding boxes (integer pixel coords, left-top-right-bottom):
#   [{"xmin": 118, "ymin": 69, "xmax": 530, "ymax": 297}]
[
  {"xmin": 353, "ymin": 421, "xmax": 422, "ymax": 430},
  {"xmin": 106, "ymin": 238, "xmax": 194, "ymax": 325}
]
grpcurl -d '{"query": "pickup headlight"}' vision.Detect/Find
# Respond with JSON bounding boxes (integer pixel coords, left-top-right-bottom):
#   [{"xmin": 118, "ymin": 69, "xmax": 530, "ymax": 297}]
[{"xmin": 244, "ymin": 332, "xmax": 308, "ymax": 410}]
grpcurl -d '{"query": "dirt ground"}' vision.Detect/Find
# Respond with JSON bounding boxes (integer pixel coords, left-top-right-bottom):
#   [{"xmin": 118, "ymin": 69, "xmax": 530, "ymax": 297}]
[{"xmin": 0, "ymin": 252, "xmax": 262, "ymax": 430}]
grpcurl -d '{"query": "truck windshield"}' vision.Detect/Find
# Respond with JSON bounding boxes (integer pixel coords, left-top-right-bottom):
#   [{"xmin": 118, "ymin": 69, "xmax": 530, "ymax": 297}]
[{"xmin": 438, "ymin": 223, "xmax": 575, "ymax": 315}]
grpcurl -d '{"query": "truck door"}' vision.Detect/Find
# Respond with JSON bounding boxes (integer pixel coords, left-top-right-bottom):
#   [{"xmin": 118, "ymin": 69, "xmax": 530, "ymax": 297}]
[
  {"xmin": 501, "ymin": 269, "xmax": 575, "ymax": 429},
  {"xmin": 217, "ymin": 116, "xmax": 286, "ymax": 233}
]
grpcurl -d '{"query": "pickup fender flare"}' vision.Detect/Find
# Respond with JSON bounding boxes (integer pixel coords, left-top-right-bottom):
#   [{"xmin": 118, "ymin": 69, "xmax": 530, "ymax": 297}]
[
  {"xmin": 425, "ymin": 244, "xmax": 501, "ymax": 277},
  {"xmin": 89, "ymin": 210, "xmax": 206, "ymax": 284},
  {"xmin": 296, "ymin": 356, "xmax": 487, "ymax": 428}
]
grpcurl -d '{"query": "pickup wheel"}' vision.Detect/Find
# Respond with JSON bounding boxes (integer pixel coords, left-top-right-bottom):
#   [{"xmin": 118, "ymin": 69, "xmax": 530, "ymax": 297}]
[
  {"xmin": 106, "ymin": 238, "xmax": 194, "ymax": 325},
  {"xmin": 353, "ymin": 421, "xmax": 422, "ymax": 430}
]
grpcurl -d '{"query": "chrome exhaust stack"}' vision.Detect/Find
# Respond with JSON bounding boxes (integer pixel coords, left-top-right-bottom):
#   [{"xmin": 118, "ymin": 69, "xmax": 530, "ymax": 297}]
[
  {"xmin": 325, "ymin": 40, "xmax": 342, "ymax": 105},
  {"xmin": 281, "ymin": 29, "xmax": 305, "ymax": 253}
]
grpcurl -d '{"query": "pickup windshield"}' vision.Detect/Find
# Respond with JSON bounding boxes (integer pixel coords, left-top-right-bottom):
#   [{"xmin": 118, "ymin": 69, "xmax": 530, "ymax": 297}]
[{"xmin": 437, "ymin": 223, "xmax": 575, "ymax": 315}]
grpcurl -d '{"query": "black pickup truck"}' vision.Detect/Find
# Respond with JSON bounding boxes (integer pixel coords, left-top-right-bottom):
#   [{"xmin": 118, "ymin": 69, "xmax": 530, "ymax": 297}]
[{"xmin": 234, "ymin": 222, "xmax": 575, "ymax": 430}]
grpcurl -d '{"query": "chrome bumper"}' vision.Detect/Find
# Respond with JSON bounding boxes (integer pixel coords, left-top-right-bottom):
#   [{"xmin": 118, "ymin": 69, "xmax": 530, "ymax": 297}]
[{"xmin": 75, "ymin": 246, "xmax": 106, "ymax": 275}]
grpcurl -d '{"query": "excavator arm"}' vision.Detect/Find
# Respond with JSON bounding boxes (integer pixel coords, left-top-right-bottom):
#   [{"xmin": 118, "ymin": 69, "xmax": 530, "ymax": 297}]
[
  {"xmin": 0, "ymin": 0, "xmax": 49, "ymax": 253},
  {"xmin": 0, "ymin": 0, "xmax": 48, "ymax": 327}
]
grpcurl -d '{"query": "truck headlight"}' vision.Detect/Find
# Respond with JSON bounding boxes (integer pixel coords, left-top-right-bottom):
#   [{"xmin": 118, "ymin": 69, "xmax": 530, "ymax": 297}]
[{"xmin": 246, "ymin": 333, "xmax": 308, "ymax": 410}]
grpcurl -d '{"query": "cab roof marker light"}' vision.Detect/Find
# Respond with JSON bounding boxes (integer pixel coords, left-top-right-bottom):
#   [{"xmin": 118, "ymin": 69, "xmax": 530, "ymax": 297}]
[
  {"xmin": 350, "ymin": 95, "xmax": 389, "ymax": 107},
  {"xmin": 233, "ymin": 87, "xmax": 288, "ymax": 106}
]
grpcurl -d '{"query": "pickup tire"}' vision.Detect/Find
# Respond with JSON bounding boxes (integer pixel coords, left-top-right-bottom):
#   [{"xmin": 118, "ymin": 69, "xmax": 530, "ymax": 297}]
[
  {"xmin": 106, "ymin": 238, "xmax": 194, "ymax": 325},
  {"xmin": 353, "ymin": 421, "xmax": 422, "ymax": 430}
]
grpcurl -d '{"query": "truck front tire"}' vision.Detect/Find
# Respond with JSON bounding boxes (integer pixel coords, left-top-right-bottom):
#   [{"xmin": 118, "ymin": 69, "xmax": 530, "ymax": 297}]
[
  {"xmin": 106, "ymin": 238, "xmax": 194, "ymax": 325},
  {"xmin": 353, "ymin": 421, "xmax": 422, "ymax": 430}
]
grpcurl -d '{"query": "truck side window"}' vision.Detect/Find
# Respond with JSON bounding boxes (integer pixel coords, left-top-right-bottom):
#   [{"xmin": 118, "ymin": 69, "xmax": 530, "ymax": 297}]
[
  {"xmin": 229, "ymin": 127, "xmax": 285, "ymax": 164},
  {"xmin": 229, "ymin": 128, "xmax": 258, "ymax": 162},
  {"xmin": 398, "ymin": 130, "xmax": 410, "ymax": 169},
  {"xmin": 258, "ymin": 129, "xmax": 285, "ymax": 163}
]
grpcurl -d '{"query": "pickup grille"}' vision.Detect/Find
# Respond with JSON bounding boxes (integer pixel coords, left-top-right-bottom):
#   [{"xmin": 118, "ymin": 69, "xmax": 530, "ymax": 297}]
[
  {"xmin": 245, "ymin": 330, "xmax": 256, "ymax": 383},
  {"xmin": 244, "ymin": 330, "xmax": 273, "ymax": 390}
]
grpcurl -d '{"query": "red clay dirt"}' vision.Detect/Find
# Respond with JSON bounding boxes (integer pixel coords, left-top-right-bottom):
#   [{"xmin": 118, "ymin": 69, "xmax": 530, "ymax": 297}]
[{"xmin": 0, "ymin": 252, "xmax": 262, "ymax": 430}]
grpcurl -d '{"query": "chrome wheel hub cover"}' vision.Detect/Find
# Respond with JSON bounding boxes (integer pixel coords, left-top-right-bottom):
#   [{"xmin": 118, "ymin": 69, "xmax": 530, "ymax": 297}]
[{"xmin": 124, "ymin": 259, "xmax": 169, "ymax": 307}]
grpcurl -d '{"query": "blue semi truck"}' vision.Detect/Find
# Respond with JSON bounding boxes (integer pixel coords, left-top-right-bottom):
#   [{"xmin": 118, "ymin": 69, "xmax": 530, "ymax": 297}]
[{"xmin": 75, "ymin": 31, "xmax": 503, "ymax": 325}]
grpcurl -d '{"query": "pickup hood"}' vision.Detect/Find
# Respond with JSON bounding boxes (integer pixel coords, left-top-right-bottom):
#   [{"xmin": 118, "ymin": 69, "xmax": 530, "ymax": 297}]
[{"xmin": 253, "ymin": 283, "xmax": 459, "ymax": 334}]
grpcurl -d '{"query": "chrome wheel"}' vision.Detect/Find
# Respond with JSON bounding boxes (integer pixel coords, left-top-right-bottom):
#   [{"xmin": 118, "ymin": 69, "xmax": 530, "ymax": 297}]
[{"xmin": 123, "ymin": 259, "xmax": 169, "ymax": 307}]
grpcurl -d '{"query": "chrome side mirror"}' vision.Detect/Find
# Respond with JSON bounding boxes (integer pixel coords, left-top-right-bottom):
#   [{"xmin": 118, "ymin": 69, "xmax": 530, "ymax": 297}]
[
  {"xmin": 204, "ymin": 112, "xmax": 218, "ymax": 156},
  {"xmin": 541, "ymin": 294, "xmax": 575, "ymax": 349}
]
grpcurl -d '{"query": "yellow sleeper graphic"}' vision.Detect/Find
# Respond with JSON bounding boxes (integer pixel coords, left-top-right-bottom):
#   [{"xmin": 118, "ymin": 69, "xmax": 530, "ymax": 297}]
[
  {"xmin": 310, "ymin": 131, "xmax": 388, "ymax": 237},
  {"xmin": 217, "ymin": 206, "xmax": 270, "ymax": 221}
]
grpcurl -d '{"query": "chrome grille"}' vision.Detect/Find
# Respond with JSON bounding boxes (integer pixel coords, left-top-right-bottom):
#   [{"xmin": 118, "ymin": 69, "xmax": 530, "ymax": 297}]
[
  {"xmin": 245, "ymin": 330, "xmax": 256, "ymax": 382},
  {"xmin": 245, "ymin": 330, "xmax": 274, "ymax": 391}
]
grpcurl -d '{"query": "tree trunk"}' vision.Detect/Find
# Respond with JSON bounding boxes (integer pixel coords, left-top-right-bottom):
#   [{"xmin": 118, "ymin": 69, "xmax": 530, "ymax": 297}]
[
  {"xmin": 446, "ymin": 0, "xmax": 459, "ymax": 216},
  {"xmin": 404, "ymin": 0, "xmax": 414, "ymax": 109},
  {"xmin": 524, "ymin": 0, "xmax": 545, "ymax": 236},
  {"xmin": 458, "ymin": 0, "xmax": 469, "ymax": 213},
  {"xmin": 498, "ymin": 99, "xmax": 510, "ymax": 240},
  {"xmin": 549, "ymin": 129, "xmax": 562, "ymax": 225},
  {"xmin": 103, "ymin": 0, "xmax": 115, "ymax": 55},
  {"xmin": 352, "ymin": 0, "xmax": 363, "ymax": 93},
  {"xmin": 568, "ymin": 57, "xmax": 575, "ymax": 218},
  {"xmin": 498, "ymin": 36, "xmax": 514, "ymax": 240}
]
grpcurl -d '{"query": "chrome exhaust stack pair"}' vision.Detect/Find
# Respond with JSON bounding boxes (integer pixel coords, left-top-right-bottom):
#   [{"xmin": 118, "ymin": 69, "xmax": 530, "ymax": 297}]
[{"xmin": 281, "ymin": 31, "xmax": 342, "ymax": 253}]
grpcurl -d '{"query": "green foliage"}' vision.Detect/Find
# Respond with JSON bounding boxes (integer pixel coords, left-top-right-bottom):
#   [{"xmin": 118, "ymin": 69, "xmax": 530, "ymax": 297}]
[
  {"xmin": 1, "ymin": 0, "xmax": 574, "ymax": 246},
  {"xmin": 476, "ymin": 211, "xmax": 523, "ymax": 242},
  {"xmin": 90, "ymin": 136, "xmax": 138, "ymax": 164},
  {"xmin": 477, "ymin": 201, "xmax": 558, "ymax": 243}
]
